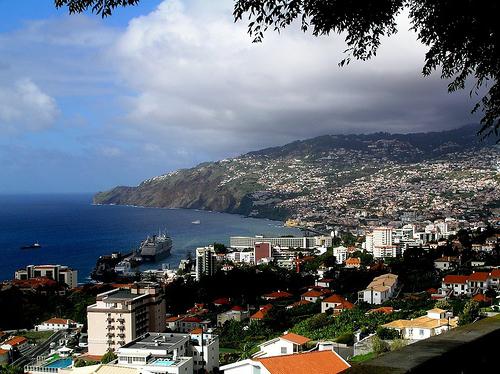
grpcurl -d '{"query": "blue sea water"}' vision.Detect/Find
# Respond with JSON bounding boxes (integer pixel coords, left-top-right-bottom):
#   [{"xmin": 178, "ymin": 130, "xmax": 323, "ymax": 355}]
[{"xmin": 0, "ymin": 194, "xmax": 300, "ymax": 282}]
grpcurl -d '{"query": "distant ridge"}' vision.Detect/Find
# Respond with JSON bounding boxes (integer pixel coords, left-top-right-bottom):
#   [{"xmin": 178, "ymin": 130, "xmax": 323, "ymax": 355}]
[{"xmin": 94, "ymin": 125, "xmax": 498, "ymax": 220}]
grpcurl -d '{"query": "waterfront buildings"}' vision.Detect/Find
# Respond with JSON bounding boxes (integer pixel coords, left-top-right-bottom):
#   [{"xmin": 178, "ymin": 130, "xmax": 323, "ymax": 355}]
[
  {"xmin": 14, "ymin": 264, "xmax": 78, "ymax": 288},
  {"xmin": 229, "ymin": 235, "xmax": 333, "ymax": 249},
  {"xmin": 358, "ymin": 274, "xmax": 398, "ymax": 305},
  {"xmin": 87, "ymin": 282, "xmax": 166, "ymax": 355},
  {"xmin": 195, "ymin": 246, "xmax": 217, "ymax": 281}
]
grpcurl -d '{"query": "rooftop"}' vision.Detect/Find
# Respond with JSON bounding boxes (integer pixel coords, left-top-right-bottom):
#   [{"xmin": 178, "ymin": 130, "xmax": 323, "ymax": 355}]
[
  {"xmin": 257, "ymin": 350, "xmax": 350, "ymax": 374},
  {"xmin": 120, "ymin": 333, "xmax": 188, "ymax": 351}
]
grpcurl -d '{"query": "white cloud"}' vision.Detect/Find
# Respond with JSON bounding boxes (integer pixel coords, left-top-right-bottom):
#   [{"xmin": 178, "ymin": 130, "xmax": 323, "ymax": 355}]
[
  {"xmin": 0, "ymin": 78, "xmax": 59, "ymax": 133},
  {"xmin": 109, "ymin": 0, "xmax": 478, "ymax": 160}
]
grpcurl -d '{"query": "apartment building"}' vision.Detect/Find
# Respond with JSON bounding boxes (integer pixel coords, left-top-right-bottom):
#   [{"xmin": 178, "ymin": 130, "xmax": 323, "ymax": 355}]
[
  {"xmin": 332, "ymin": 246, "xmax": 348, "ymax": 264},
  {"xmin": 87, "ymin": 282, "xmax": 166, "ymax": 355},
  {"xmin": 196, "ymin": 246, "xmax": 217, "ymax": 281},
  {"xmin": 116, "ymin": 331, "xmax": 219, "ymax": 373},
  {"xmin": 15, "ymin": 264, "xmax": 78, "ymax": 288}
]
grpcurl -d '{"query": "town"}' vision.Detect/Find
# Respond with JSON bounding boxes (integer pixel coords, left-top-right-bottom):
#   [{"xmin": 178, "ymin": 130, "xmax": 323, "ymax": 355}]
[{"xmin": 1, "ymin": 211, "xmax": 499, "ymax": 374}]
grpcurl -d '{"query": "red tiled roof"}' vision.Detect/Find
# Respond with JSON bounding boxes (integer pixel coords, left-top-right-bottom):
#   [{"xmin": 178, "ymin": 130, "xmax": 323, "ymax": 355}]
[
  {"xmin": 490, "ymin": 269, "xmax": 500, "ymax": 278},
  {"xmin": 43, "ymin": 317, "xmax": 74, "ymax": 325},
  {"xmin": 467, "ymin": 272, "xmax": 489, "ymax": 282},
  {"xmin": 256, "ymin": 350, "xmax": 350, "ymax": 374},
  {"xmin": 213, "ymin": 297, "xmax": 230, "ymax": 305},
  {"xmin": 323, "ymin": 294, "xmax": 347, "ymax": 304},
  {"xmin": 251, "ymin": 304, "xmax": 272, "ymax": 320},
  {"xmin": 4, "ymin": 336, "xmax": 27, "ymax": 346},
  {"xmin": 0, "ymin": 349, "xmax": 9, "ymax": 356},
  {"xmin": 288, "ymin": 300, "xmax": 311, "ymax": 308},
  {"xmin": 368, "ymin": 306, "xmax": 394, "ymax": 314},
  {"xmin": 426, "ymin": 288, "xmax": 438, "ymax": 294},
  {"xmin": 280, "ymin": 333, "xmax": 311, "ymax": 345},
  {"xmin": 263, "ymin": 291, "xmax": 293, "ymax": 299},
  {"xmin": 345, "ymin": 257, "xmax": 361, "ymax": 265},
  {"xmin": 336, "ymin": 300, "xmax": 354, "ymax": 311},
  {"xmin": 231, "ymin": 305, "xmax": 246, "ymax": 311},
  {"xmin": 301, "ymin": 290, "xmax": 323, "ymax": 298},
  {"xmin": 443, "ymin": 275, "xmax": 469, "ymax": 284},
  {"xmin": 166, "ymin": 316, "xmax": 183, "ymax": 322},
  {"xmin": 472, "ymin": 294, "xmax": 492, "ymax": 303},
  {"xmin": 13, "ymin": 278, "xmax": 59, "ymax": 288},
  {"xmin": 182, "ymin": 316, "xmax": 202, "ymax": 323},
  {"xmin": 190, "ymin": 328, "xmax": 203, "ymax": 334},
  {"xmin": 317, "ymin": 278, "xmax": 334, "ymax": 283}
]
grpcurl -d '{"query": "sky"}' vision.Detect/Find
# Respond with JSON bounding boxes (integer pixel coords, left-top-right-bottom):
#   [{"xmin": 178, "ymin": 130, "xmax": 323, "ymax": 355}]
[{"xmin": 0, "ymin": 0, "xmax": 481, "ymax": 193}]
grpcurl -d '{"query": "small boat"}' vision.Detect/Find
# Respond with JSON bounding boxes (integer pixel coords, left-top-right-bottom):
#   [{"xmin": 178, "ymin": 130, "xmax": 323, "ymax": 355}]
[
  {"xmin": 21, "ymin": 242, "xmax": 41, "ymax": 249},
  {"xmin": 191, "ymin": 220, "xmax": 201, "ymax": 224}
]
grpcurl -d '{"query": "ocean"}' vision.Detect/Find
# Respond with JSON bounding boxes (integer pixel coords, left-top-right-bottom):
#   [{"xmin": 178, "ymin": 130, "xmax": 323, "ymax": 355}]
[{"xmin": 0, "ymin": 194, "xmax": 301, "ymax": 283}]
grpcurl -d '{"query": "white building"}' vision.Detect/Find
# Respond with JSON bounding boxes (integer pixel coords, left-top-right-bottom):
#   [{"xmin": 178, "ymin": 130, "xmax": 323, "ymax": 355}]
[
  {"xmin": 252, "ymin": 333, "xmax": 311, "ymax": 359},
  {"xmin": 116, "ymin": 331, "xmax": 218, "ymax": 373},
  {"xmin": 35, "ymin": 317, "xmax": 81, "ymax": 332},
  {"xmin": 196, "ymin": 246, "xmax": 217, "ymax": 281},
  {"xmin": 332, "ymin": 246, "xmax": 348, "ymax": 264},
  {"xmin": 15, "ymin": 264, "xmax": 78, "ymax": 288},
  {"xmin": 87, "ymin": 283, "xmax": 166, "ymax": 355},
  {"xmin": 229, "ymin": 235, "xmax": 333, "ymax": 249},
  {"xmin": 382, "ymin": 308, "xmax": 458, "ymax": 341},
  {"xmin": 358, "ymin": 274, "xmax": 398, "ymax": 305}
]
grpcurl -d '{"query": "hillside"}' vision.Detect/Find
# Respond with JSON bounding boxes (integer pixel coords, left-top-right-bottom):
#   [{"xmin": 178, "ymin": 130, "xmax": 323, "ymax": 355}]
[{"xmin": 94, "ymin": 125, "xmax": 499, "ymax": 222}]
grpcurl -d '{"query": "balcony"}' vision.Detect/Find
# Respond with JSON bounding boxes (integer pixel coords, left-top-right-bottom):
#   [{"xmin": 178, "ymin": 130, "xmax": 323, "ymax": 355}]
[
  {"xmin": 106, "ymin": 318, "xmax": 115, "ymax": 323},
  {"xmin": 107, "ymin": 333, "xmax": 115, "ymax": 338},
  {"xmin": 117, "ymin": 318, "xmax": 125, "ymax": 323},
  {"xmin": 117, "ymin": 333, "xmax": 125, "ymax": 338},
  {"xmin": 107, "ymin": 326, "xmax": 115, "ymax": 330},
  {"xmin": 117, "ymin": 326, "xmax": 125, "ymax": 331}
]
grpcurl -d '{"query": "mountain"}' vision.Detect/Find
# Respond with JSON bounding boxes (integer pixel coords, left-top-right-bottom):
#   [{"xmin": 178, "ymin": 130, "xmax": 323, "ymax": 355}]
[{"xmin": 94, "ymin": 125, "xmax": 499, "ymax": 221}]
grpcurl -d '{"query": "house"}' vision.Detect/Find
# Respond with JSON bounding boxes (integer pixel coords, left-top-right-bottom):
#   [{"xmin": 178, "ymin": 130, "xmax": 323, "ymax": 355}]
[
  {"xmin": 250, "ymin": 304, "xmax": 272, "ymax": 322},
  {"xmin": 321, "ymin": 294, "xmax": 354, "ymax": 314},
  {"xmin": 301, "ymin": 289, "xmax": 329, "ymax": 303},
  {"xmin": 1, "ymin": 336, "xmax": 27, "ymax": 350},
  {"xmin": 217, "ymin": 306, "xmax": 250, "ymax": 326},
  {"xmin": 213, "ymin": 297, "xmax": 231, "ymax": 307},
  {"xmin": 367, "ymin": 306, "xmax": 394, "ymax": 314},
  {"xmin": 382, "ymin": 308, "xmax": 458, "ymax": 341},
  {"xmin": 0, "ymin": 349, "xmax": 8, "ymax": 365},
  {"xmin": 358, "ymin": 273, "xmax": 398, "ymax": 305},
  {"xmin": 315, "ymin": 278, "xmax": 333, "ymax": 288},
  {"xmin": 440, "ymin": 275, "xmax": 470, "ymax": 297},
  {"xmin": 35, "ymin": 317, "xmax": 81, "ymax": 331},
  {"xmin": 489, "ymin": 269, "xmax": 500, "ymax": 287},
  {"xmin": 252, "ymin": 333, "xmax": 311, "ymax": 358},
  {"xmin": 434, "ymin": 256, "xmax": 459, "ymax": 271},
  {"xmin": 345, "ymin": 257, "xmax": 361, "ymax": 269},
  {"xmin": 166, "ymin": 316, "xmax": 183, "ymax": 331},
  {"xmin": 466, "ymin": 272, "xmax": 490, "ymax": 294},
  {"xmin": 333, "ymin": 246, "xmax": 348, "ymax": 264},
  {"xmin": 220, "ymin": 350, "xmax": 350, "ymax": 374},
  {"xmin": 262, "ymin": 291, "xmax": 293, "ymax": 301},
  {"xmin": 286, "ymin": 300, "xmax": 311, "ymax": 309}
]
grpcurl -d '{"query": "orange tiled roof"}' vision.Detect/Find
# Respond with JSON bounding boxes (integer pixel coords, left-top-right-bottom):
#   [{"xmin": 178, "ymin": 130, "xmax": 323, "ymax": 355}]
[
  {"xmin": 263, "ymin": 291, "xmax": 293, "ymax": 299},
  {"xmin": 0, "ymin": 349, "xmax": 9, "ymax": 355},
  {"xmin": 190, "ymin": 328, "xmax": 203, "ymax": 334},
  {"xmin": 44, "ymin": 318, "xmax": 74, "ymax": 325},
  {"xmin": 467, "ymin": 272, "xmax": 489, "ymax": 282},
  {"xmin": 213, "ymin": 297, "xmax": 231, "ymax": 305},
  {"xmin": 288, "ymin": 300, "xmax": 311, "ymax": 308},
  {"xmin": 4, "ymin": 336, "xmax": 27, "ymax": 346},
  {"xmin": 256, "ymin": 350, "xmax": 350, "ymax": 374},
  {"xmin": 280, "ymin": 333, "xmax": 311, "ymax": 345},
  {"xmin": 231, "ymin": 305, "xmax": 246, "ymax": 311},
  {"xmin": 490, "ymin": 269, "xmax": 500, "ymax": 278},
  {"xmin": 368, "ymin": 306, "xmax": 394, "ymax": 314},
  {"xmin": 301, "ymin": 290, "xmax": 323, "ymax": 298},
  {"xmin": 323, "ymin": 294, "xmax": 347, "ymax": 304},
  {"xmin": 166, "ymin": 315, "xmax": 183, "ymax": 322},
  {"xmin": 346, "ymin": 257, "xmax": 361, "ymax": 265},
  {"xmin": 472, "ymin": 294, "xmax": 492, "ymax": 303},
  {"xmin": 251, "ymin": 304, "xmax": 272, "ymax": 320},
  {"xmin": 443, "ymin": 275, "xmax": 469, "ymax": 284}
]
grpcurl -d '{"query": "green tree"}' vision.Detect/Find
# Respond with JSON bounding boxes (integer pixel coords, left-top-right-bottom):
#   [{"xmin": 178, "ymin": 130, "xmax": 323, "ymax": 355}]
[
  {"xmin": 371, "ymin": 335, "xmax": 389, "ymax": 355},
  {"xmin": 390, "ymin": 339, "xmax": 407, "ymax": 351},
  {"xmin": 0, "ymin": 365, "xmax": 24, "ymax": 374},
  {"xmin": 101, "ymin": 351, "xmax": 117, "ymax": 364},
  {"xmin": 458, "ymin": 299, "xmax": 481, "ymax": 326},
  {"xmin": 434, "ymin": 299, "xmax": 452, "ymax": 311}
]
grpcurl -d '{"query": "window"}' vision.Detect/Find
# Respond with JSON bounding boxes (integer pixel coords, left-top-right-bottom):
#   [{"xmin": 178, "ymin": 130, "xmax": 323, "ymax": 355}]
[
  {"xmin": 281, "ymin": 347, "xmax": 287, "ymax": 354},
  {"xmin": 419, "ymin": 329, "xmax": 424, "ymax": 336}
]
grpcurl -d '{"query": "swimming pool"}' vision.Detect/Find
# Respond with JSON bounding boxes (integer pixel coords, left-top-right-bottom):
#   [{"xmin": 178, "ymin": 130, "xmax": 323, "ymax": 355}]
[
  {"xmin": 45, "ymin": 358, "xmax": 73, "ymax": 369},
  {"xmin": 152, "ymin": 359, "xmax": 175, "ymax": 367}
]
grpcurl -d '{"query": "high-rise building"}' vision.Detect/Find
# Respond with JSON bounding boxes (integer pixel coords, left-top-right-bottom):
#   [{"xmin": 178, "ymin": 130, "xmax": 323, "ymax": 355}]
[
  {"xmin": 254, "ymin": 242, "xmax": 272, "ymax": 263},
  {"xmin": 15, "ymin": 264, "xmax": 78, "ymax": 288},
  {"xmin": 372, "ymin": 227, "xmax": 393, "ymax": 247},
  {"xmin": 196, "ymin": 246, "xmax": 216, "ymax": 281},
  {"xmin": 87, "ymin": 282, "xmax": 166, "ymax": 355}
]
